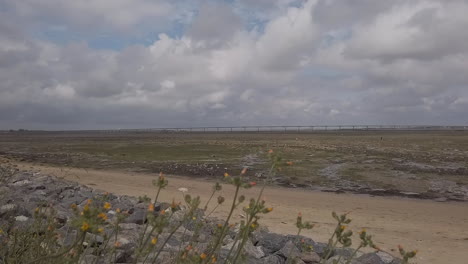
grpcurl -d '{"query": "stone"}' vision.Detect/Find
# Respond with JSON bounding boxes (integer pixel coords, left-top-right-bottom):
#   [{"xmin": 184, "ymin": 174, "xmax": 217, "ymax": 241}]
[
  {"xmin": 123, "ymin": 208, "xmax": 146, "ymax": 224},
  {"xmin": 354, "ymin": 252, "xmax": 400, "ymax": 264},
  {"xmin": 260, "ymin": 254, "xmax": 285, "ymax": 264},
  {"xmin": 300, "ymin": 251, "xmax": 321, "ymax": 263},
  {"xmin": 254, "ymin": 231, "xmax": 289, "ymax": 254},
  {"xmin": 278, "ymin": 240, "xmax": 301, "ymax": 259},
  {"xmin": 325, "ymin": 255, "xmax": 346, "ymax": 264}
]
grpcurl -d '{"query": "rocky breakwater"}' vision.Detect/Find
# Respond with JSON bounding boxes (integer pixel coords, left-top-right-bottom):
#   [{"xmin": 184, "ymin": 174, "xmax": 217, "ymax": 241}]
[{"xmin": 0, "ymin": 171, "xmax": 403, "ymax": 264}]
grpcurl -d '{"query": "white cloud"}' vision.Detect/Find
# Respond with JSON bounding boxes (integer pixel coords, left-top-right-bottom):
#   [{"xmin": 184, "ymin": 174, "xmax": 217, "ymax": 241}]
[{"xmin": 0, "ymin": 0, "xmax": 467, "ymax": 129}]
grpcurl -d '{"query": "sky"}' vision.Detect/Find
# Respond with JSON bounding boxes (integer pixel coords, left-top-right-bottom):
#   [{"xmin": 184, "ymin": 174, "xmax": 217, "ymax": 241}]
[{"xmin": 1, "ymin": 0, "xmax": 468, "ymax": 130}]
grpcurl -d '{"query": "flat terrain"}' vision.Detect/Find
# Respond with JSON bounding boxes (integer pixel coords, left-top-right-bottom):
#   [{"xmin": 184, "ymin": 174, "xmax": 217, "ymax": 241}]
[
  {"xmin": 1, "ymin": 131, "xmax": 467, "ymax": 200},
  {"xmin": 2, "ymin": 131, "xmax": 468, "ymax": 263},
  {"xmin": 11, "ymin": 162, "xmax": 468, "ymax": 264}
]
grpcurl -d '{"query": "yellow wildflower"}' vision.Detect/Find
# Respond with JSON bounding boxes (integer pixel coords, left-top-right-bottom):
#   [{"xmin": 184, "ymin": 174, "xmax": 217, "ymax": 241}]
[
  {"xmin": 151, "ymin": 237, "xmax": 158, "ymax": 245},
  {"xmin": 200, "ymin": 253, "xmax": 207, "ymax": 260},
  {"xmin": 224, "ymin": 172, "xmax": 229, "ymax": 177},
  {"xmin": 81, "ymin": 222, "xmax": 89, "ymax": 231},
  {"xmin": 103, "ymin": 202, "xmax": 111, "ymax": 210},
  {"xmin": 267, "ymin": 207, "xmax": 273, "ymax": 212},
  {"xmin": 98, "ymin": 212, "xmax": 108, "ymax": 220},
  {"xmin": 97, "ymin": 228, "xmax": 104, "ymax": 233},
  {"xmin": 148, "ymin": 204, "xmax": 155, "ymax": 212}
]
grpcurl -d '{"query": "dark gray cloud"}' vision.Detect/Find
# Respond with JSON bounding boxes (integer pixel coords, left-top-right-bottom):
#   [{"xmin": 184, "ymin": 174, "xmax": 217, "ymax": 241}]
[{"xmin": 0, "ymin": 0, "xmax": 467, "ymax": 129}]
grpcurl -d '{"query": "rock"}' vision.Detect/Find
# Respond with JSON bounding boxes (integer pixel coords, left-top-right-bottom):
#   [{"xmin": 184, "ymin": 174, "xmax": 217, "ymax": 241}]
[
  {"xmin": 115, "ymin": 249, "xmax": 133, "ymax": 263},
  {"xmin": 260, "ymin": 254, "xmax": 285, "ymax": 264},
  {"xmin": 244, "ymin": 240, "xmax": 265, "ymax": 259},
  {"xmin": 325, "ymin": 255, "xmax": 346, "ymax": 264},
  {"xmin": 254, "ymin": 231, "xmax": 289, "ymax": 254},
  {"xmin": 222, "ymin": 240, "xmax": 264, "ymax": 259},
  {"xmin": 333, "ymin": 248, "xmax": 355, "ymax": 259},
  {"xmin": 354, "ymin": 252, "xmax": 400, "ymax": 264},
  {"xmin": 123, "ymin": 208, "xmax": 146, "ymax": 224},
  {"xmin": 0, "ymin": 170, "xmax": 405, "ymax": 264},
  {"xmin": 278, "ymin": 240, "xmax": 301, "ymax": 259},
  {"xmin": 300, "ymin": 251, "xmax": 321, "ymax": 263},
  {"xmin": 79, "ymin": 254, "xmax": 98, "ymax": 264},
  {"xmin": 12, "ymin": 179, "xmax": 32, "ymax": 186}
]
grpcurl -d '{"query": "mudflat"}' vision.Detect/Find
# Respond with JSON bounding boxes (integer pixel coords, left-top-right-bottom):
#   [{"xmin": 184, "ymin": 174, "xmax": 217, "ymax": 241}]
[
  {"xmin": 1, "ymin": 131, "xmax": 468, "ymax": 201},
  {"xmin": 14, "ymin": 162, "xmax": 468, "ymax": 264}
]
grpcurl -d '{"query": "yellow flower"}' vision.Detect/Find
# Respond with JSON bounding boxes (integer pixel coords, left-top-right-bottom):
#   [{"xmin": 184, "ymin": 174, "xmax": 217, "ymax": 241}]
[
  {"xmin": 83, "ymin": 204, "xmax": 90, "ymax": 212},
  {"xmin": 0, "ymin": 228, "xmax": 3, "ymax": 234},
  {"xmin": 286, "ymin": 161, "xmax": 294, "ymax": 166},
  {"xmin": 103, "ymin": 202, "xmax": 111, "ymax": 210},
  {"xmin": 251, "ymin": 223, "xmax": 256, "ymax": 228},
  {"xmin": 116, "ymin": 208, "xmax": 121, "ymax": 213},
  {"xmin": 114, "ymin": 242, "xmax": 122, "ymax": 248},
  {"xmin": 86, "ymin": 199, "xmax": 92, "ymax": 205},
  {"xmin": 81, "ymin": 222, "xmax": 89, "ymax": 231},
  {"xmin": 192, "ymin": 217, "xmax": 196, "ymax": 220},
  {"xmin": 267, "ymin": 207, "xmax": 273, "ymax": 212},
  {"xmin": 148, "ymin": 204, "xmax": 155, "ymax": 212},
  {"xmin": 151, "ymin": 237, "xmax": 158, "ymax": 245},
  {"xmin": 70, "ymin": 203, "xmax": 77, "ymax": 209},
  {"xmin": 224, "ymin": 172, "xmax": 229, "ymax": 177},
  {"xmin": 97, "ymin": 228, "xmax": 104, "ymax": 233},
  {"xmin": 200, "ymin": 253, "xmax": 207, "ymax": 260},
  {"xmin": 98, "ymin": 212, "xmax": 108, "ymax": 220},
  {"xmin": 211, "ymin": 256, "xmax": 217, "ymax": 263},
  {"xmin": 340, "ymin": 225, "xmax": 346, "ymax": 230}
]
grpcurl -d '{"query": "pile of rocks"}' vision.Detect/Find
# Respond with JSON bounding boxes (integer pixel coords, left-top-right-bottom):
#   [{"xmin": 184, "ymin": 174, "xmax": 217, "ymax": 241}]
[{"xmin": 0, "ymin": 171, "xmax": 402, "ymax": 264}]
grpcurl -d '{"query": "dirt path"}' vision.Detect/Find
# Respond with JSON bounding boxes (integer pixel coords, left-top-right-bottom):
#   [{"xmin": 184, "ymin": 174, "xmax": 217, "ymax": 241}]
[{"xmin": 14, "ymin": 162, "xmax": 468, "ymax": 264}]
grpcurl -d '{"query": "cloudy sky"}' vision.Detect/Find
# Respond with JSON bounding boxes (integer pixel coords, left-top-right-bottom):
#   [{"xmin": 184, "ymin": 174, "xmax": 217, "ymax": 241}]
[{"xmin": 1, "ymin": 0, "xmax": 467, "ymax": 129}]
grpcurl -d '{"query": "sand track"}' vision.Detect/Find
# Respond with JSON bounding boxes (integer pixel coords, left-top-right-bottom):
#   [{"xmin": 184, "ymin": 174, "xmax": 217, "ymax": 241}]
[{"xmin": 13, "ymin": 162, "xmax": 468, "ymax": 264}]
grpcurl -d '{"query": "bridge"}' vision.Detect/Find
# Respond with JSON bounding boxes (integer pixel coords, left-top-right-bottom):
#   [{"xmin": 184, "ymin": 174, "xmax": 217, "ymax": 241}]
[{"xmin": 3, "ymin": 125, "xmax": 468, "ymax": 133}]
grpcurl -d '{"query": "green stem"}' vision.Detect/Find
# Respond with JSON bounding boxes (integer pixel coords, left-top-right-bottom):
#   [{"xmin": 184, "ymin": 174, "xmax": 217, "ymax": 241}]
[
  {"xmin": 223, "ymin": 232, "xmax": 241, "ymax": 264},
  {"xmin": 344, "ymin": 245, "xmax": 363, "ymax": 264},
  {"xmin": 285, "ymin": 228, "xmax": 302, "ymax": 264},
  {"xmin": 25, "ymin": 232, "xmax": 85, "ymax": 264},
  {"xmin": 150, "ymin": 220, "xmax": 186, "ymax": 264},
  {"xmin": 204, "ymin": 184, "xmax": 241, "ymax": 264}
]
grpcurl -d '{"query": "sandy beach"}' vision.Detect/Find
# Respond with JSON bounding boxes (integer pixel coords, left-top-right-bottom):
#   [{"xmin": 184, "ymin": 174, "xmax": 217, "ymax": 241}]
[{"xmin": 15, "ymin": 162, "xmax": 468, "ymax": 264}]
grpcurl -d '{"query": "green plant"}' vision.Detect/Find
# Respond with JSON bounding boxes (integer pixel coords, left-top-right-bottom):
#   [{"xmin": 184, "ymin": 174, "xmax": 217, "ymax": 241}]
[{"xmin": 0, "ymin": 152, "xmax": 418, "ymax": 264}]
